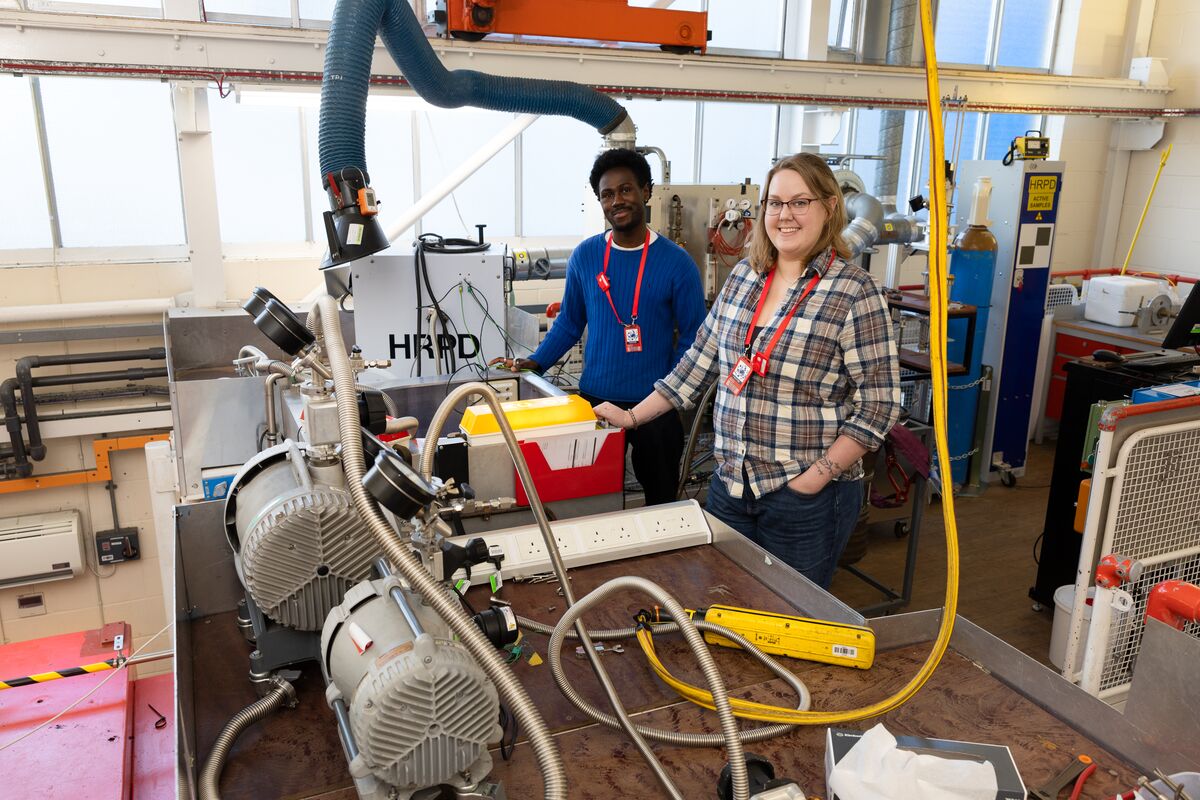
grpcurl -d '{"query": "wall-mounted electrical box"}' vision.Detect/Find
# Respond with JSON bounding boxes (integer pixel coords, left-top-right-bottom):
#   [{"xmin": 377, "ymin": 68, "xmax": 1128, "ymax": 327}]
[{"xmin": 96, "ymin": 531, "xmax": 140, "ymax": 565}]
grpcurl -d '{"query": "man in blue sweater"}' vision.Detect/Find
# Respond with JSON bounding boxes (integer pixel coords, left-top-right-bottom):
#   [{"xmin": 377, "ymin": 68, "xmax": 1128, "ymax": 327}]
[{"xmin": 493, "ymin": 149, "xmax": 706, "ymax": 504}]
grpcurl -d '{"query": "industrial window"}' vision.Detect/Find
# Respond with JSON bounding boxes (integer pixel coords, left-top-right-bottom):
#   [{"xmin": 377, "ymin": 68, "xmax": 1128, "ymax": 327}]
[
  {"xmin": 626, "ymin": 98, "xmax": 699, "ymax": 185},
  {"xmin": 699, "ymin": 102, "xmax": 777, "ymax": 186},
  {"xmin": 996, "ymin": 0, "xmax": 1059, "ymax": 70},
  {"xmin": 0, "ymin": 76, "xmax": 53, "ymax": 250},
  {"xmin": 418, "ymin": 108, "xmax": 517, "ymax": 239},
  {"xmin": 827, "ymin": 0, "xmax": 864, "ymax": 53},
  {"xmin": 911, "ymin": 110, "xmax": 984, "ymax": 202},
  {"xmin": 982, "ymin": 113, "xmax": 1045, "ymax": 160},
  {"xmin": 520, "ymin": 115, "xmax": 596, "ymax": 237},
  {"xmin": 23, "ymin": 0, "xmax": 161, "ymax": 17},
  {"xmin": 39, "ymin": 77, "xmax": 186, "ymax": 248},
  {"xmin": 208, "ymin": 89, "xmax": 308, "ymax": 246},
  {"xmin": 904, "ymin": 110, "xmax": 1048, "ymax": 206},
  {"xmin": 849, "ymin": 109, "xmax": 885, "ymax": 197},
  {"xmin": 935, "ymin": 0, "xmax": 1061, "ymax": 71},
  {"xmin": 707, "ymin": 0, "xmax": 786, "ymax": 55},
  {"xmin": 201, "ymin": 0, "xmax": 291, "ymax": 24},
  {"xmin": 297, "ymin": 0, "xmax": 335, "ymax": 24}
]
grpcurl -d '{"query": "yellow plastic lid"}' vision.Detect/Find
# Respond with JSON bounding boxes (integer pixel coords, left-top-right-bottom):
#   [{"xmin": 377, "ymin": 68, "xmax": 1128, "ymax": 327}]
[{"xmin": 460, "ymin": 394, "xmax": 596, "ymax": 437}]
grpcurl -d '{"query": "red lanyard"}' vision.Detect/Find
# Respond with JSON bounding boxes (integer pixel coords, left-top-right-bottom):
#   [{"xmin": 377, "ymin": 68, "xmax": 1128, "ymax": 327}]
[
  {"xmin": 743, "ymin": 254, "xmax": 830, "ymax": 361},
  {"xmin": 598, "ymin": 229, "xmax": 651, "ymax": 325}
]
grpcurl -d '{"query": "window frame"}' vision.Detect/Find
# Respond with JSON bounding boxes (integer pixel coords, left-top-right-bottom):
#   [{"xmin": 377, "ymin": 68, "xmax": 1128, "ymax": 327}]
[
  {"xmin": 24, "ymin": 0, "xmax": 163, "ymax": 18},
  {"xmin": 827, "ymin": 0, "xmax": 866, "ymax": 59},
  {"xmin": 934, "ymin": 0, "xmax": 1067, "ymax": 74},
  {"xmin": 0, "ymin": 75, "xmax": 190, "ymax": 267}
]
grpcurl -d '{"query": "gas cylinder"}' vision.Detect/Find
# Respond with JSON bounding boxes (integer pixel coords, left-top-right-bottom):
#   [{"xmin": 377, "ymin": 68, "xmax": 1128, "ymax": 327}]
[{"xmin": 946, "ymin": 178, "xmax": 997, "ymax": 486}]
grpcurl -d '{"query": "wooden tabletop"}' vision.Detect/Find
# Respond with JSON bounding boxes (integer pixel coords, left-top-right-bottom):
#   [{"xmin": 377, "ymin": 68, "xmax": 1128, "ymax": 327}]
[{"xmin": 190, "ymin": 546, "xmax": 1143, "ymax": 799}]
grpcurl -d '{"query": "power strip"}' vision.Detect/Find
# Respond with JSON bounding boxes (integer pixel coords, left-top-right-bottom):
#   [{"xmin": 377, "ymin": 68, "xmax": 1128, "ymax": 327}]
[{"xmin": 446, "ymin": 500, "xmax": 712, "ymax": 585}]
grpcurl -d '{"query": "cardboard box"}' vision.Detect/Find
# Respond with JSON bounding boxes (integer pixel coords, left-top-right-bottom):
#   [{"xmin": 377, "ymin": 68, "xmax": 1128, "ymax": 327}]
[{"xmin": 825, "ymin": 727, "xmax": 1026, "ymax": 800}]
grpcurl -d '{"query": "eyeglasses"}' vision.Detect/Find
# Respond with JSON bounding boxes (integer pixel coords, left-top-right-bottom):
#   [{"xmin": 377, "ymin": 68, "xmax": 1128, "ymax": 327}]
[{"xmin": 764, "ymin": 197, "xmax": 819, "ymax": 216}]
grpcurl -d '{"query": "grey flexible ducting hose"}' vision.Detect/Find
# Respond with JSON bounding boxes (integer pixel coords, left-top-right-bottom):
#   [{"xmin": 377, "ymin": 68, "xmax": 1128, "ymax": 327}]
[
  {"xmin": 311, "ymin": 296, "xmax": 568, "ymax": 799},
  {"xmin": 418, "ymin": 383, "xmax": 691, "ymax": 800},
  {"xmin": 541, "ymin": 598, "xmax": 804, "ymax": 749},
  {"xmin": 548, "ymin": 576, "xmax": 749, "ymax": 799},
  {"xmin": 319, "ymin": 0, "xmax": 631, "ymax": 179},
  {"xmin": 198, "ymin": 679, "xmax": 295, "ymax": 800}
]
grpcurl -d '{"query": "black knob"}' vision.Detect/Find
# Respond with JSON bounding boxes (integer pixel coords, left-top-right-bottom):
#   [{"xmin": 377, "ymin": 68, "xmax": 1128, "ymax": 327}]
[
  {"xmin": 243, "ymin": 286, "xmax": 282, "ymax": 320},
  {"xmin": 253, "ymin": 298, "xmax": 315, "ymax": 356},
  {"xmin": 363, "ymin": 441, "xmax": 437, "ymax": 519},
  {"xmin": 358, "ymin": 389, "xmax": 390, "ymax": 435}
]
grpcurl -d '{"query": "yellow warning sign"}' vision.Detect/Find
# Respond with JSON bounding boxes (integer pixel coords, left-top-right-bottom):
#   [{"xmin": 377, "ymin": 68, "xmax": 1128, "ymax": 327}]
[
  {"xmin": 1036, "ymin": 212, "xmax": 1043, "ymax": 221},
  {"xmin": 1027, "ymin": 175, "xmax": 1057, "ymax": 212}
]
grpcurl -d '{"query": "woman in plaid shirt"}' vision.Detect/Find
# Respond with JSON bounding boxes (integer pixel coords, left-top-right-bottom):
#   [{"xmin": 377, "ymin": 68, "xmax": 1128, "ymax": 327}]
[{"xmin": 595, "ymin": 153, "xmax": 901, "ymax": 589}]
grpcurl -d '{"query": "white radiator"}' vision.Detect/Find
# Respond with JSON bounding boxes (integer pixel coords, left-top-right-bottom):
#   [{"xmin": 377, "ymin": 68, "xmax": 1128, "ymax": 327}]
[{"xmin": 0, "ymin": 510, "xmax": 85, "ymax": 589}]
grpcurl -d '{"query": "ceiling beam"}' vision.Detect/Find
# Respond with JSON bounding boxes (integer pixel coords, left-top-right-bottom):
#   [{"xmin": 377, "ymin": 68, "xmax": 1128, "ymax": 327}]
[{"xmin": 0, "ymin": 10, "xmax": 1182, "ymax": 116}]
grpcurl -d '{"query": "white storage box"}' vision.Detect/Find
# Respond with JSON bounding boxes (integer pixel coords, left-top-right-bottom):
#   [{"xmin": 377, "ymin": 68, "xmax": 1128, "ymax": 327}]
[{"xmin": 1084, "ymin": 276, "xmax": 1161, "ymax": 327}]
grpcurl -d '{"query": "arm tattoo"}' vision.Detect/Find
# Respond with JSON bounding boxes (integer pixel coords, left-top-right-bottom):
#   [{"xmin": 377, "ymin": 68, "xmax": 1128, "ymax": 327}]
[{"xmin": 817, "ymin": 455, "xmax": 845, "ymax": 478}]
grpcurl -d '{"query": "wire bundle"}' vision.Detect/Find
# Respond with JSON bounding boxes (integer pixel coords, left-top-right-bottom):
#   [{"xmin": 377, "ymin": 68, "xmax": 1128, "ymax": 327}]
[{"xmin": 709, "ymin": 219, "xmax": 752, "ymax": 267}]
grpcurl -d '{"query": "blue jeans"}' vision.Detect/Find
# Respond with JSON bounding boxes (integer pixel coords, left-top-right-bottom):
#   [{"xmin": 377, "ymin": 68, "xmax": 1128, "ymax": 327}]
[{"xmin": 706, "ymin": 472, "xmax": 861, "ymax": 590}]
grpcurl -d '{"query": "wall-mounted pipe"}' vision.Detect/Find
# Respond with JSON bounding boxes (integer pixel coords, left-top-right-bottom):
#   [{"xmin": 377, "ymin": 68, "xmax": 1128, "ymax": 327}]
[
  {"xmin": 2, "ymin": 349, "xmax": 168, "ymax": 478},
  {"xmin": 0, "ymin": 298, "xmax": 173, "ymax": 325},
  {"xmin": 14, "ymin": 348, "xmax": 166, "ymax": 461}
]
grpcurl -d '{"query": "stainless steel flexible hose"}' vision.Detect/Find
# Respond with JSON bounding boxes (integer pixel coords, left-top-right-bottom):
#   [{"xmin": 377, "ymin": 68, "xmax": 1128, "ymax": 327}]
[
  {"xmin": 311, "ymin": 297, "xmax": 569, "ymax": 799},
  {"xmin": 528, "ymin": 613, "xmax": 806, "ymax": 745},
  {"xmin": 199, "ymin": 678, "xmax": 295, "ymax": 800},
  {"xmin": 549, "ymin": 576, "xmax": 750, "ymax": 800},
  {"xmin": 417, "ymin": 381, "xmax": 688, "ymax": 800}
]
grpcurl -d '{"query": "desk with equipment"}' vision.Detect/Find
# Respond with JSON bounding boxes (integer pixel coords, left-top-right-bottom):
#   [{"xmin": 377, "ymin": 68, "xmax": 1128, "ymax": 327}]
[
  {"xmin": 1031, "ymin": 286, "xmax": 1200, "ymax": 609},
  {"xmin": 186, "ymin": 510, "xmax": 1178, "ymax": 799}
]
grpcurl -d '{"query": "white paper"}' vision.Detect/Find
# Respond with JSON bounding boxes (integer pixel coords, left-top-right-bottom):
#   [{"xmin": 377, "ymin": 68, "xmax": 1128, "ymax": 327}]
[
  {"xmin": 535, "ymin": 430, "xmax": 607, "ymax": 470},
  {"xmin": 828, "ymin": 724, "xmax": 998, "ymax": 800}
]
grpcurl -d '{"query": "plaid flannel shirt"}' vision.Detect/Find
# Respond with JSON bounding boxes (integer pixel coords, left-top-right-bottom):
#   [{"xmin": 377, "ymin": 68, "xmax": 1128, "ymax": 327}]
[{"xmin": 655, "ymin": 247, "xmax": 901, "ymax": 499}]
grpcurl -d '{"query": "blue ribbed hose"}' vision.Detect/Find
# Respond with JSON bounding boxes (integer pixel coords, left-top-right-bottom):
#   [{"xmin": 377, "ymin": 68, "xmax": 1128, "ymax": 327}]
[{"xmin": 318, "ymin": 0, "xmax": 628, "ymax": 179}]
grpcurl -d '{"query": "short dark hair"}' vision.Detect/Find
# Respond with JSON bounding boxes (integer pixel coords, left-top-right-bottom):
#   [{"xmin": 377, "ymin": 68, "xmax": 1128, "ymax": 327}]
[{"xmin": 589, "ymin": 149, "xmax": 653, "ymax": 196}]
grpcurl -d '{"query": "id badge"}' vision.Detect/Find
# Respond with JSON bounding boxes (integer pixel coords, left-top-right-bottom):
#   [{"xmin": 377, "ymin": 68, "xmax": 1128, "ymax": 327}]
[
  {"xmin": 723, "ymin": 356, "xmax": 754, "ymax": 395},
  {"xmin": 624, "ymin": 324, "xmax": 643, "ymax": 353}
]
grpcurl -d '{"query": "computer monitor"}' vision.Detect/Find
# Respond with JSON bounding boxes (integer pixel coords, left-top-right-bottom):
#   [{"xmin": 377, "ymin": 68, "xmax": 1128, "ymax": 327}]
[{"xmin": 1163, "ymin": 285, "xmax": 1200, "ymax": 350}]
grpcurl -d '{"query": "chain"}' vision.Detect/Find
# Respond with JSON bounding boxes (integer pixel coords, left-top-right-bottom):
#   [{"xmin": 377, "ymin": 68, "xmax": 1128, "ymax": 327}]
[
  {"xmin": 947, "ymin": 448, "xmax": 979, "ymax": 462},
  {"xmin": 948, "ymin": 375, "xmax": 988, "ymax": 390}
]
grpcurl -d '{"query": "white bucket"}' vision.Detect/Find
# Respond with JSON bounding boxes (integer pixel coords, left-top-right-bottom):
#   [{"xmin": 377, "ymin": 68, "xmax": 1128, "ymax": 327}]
[{"xmin": 1049, "ymin": 584, "xmax": 1094, "ymax": 670}]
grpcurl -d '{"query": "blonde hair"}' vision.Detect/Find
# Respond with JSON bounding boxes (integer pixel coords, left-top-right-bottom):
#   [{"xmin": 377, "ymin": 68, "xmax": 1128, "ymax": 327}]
[{"xmin": 748, "ymin": 152, "xmax": 849, "ymax": 274}]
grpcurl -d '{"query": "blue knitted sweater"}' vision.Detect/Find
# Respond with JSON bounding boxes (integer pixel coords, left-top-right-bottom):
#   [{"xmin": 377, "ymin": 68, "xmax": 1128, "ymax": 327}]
[{"xmin": 531, "ymin": 231, "xmax": 707, "ymax": 402}]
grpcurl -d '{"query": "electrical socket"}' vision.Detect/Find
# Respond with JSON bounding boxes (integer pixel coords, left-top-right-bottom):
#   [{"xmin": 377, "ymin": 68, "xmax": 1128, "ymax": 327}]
[{"xmin": 449, "ymin": 501, "xmax": 712, "ymax": 585}]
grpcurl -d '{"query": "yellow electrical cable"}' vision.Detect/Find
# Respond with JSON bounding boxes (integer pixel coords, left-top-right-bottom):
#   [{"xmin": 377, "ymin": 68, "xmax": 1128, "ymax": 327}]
[
  {"xmin": 1120, "ymin": 143, "xmax": 1173, "ymax": 275},
  {"xmin": 634, "ymin": 0, "xmax": 960, "ymax": 726}
]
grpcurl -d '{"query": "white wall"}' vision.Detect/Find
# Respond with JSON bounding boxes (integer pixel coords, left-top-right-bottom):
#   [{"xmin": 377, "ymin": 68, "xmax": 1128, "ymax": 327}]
[
  {"xmin": 1115, "ymin": 0, "xmax": 1200, "ymax": 279},
  {"xmin": 0, "ymin": 439, "xmax": 171, "ymax": 678}
]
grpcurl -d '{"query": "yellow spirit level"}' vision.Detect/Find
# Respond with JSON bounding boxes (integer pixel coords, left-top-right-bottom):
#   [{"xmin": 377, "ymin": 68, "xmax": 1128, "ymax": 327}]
[{"xmin": 695, "ymin": 604, "xmax": 875, "ymax": 670}]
